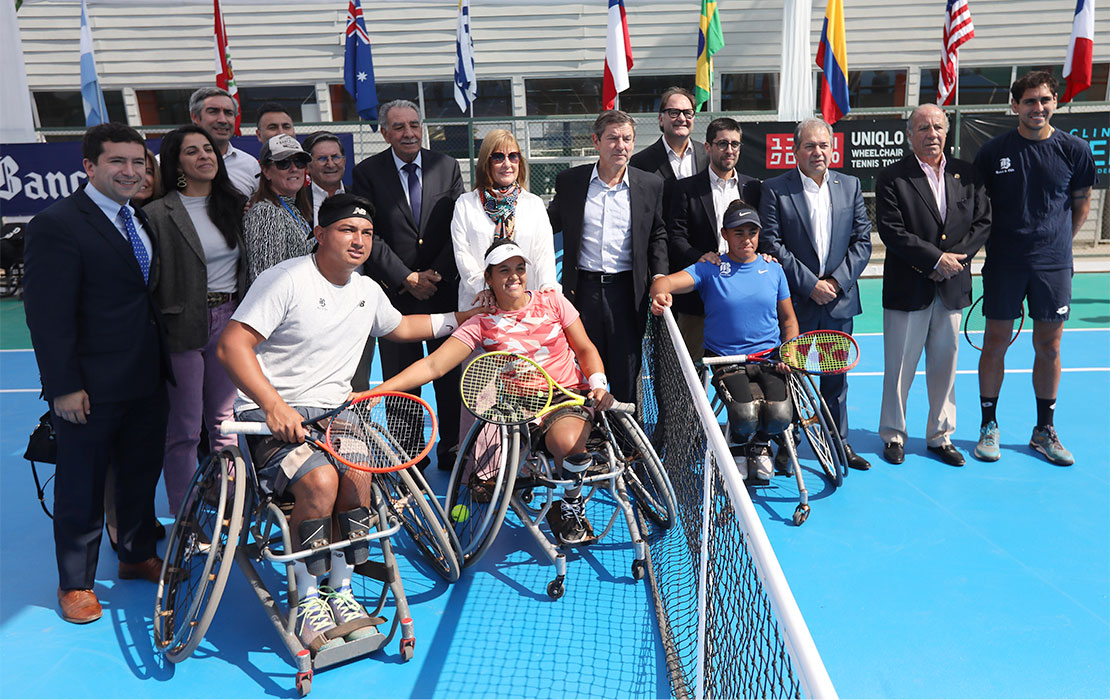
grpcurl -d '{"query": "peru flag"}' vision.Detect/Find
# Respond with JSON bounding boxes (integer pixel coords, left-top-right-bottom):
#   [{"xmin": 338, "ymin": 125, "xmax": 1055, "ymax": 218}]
[
  {"xmin": 1061, "ymin": 0, "xmax": 1095, "ymax": 104},
  {"xmin": 602, "ymin": 0, "xmax": 633, "ymax": 110}
]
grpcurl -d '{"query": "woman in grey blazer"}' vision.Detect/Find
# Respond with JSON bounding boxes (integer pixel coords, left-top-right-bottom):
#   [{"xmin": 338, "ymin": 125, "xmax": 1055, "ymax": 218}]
[{"xmin": 145, "ymin": 126, "xmax": 247, "ymax": 515}]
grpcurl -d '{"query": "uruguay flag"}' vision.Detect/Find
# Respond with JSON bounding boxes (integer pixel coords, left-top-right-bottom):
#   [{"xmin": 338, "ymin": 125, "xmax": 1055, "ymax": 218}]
[
  {"xmin": 344, "ymin": 0, "xmax": 378, "ymax": 124},
  {"xmin": 1061, "ymin": 0, "xmax": 1095, "ymax": 104},
  {"xmin": 79, "ymin": 0, "xmax": 108, "ymax": 127},
  {"xmin": 454, "ymin": 0, "xmax": 477, "ymax": 113},
  {"xmin": 815, "ymin": 0, "xmax": 849, "ymax": 124},
  {"xmin": 602, "ymin": 0, "xmax": 633, "ymax": 111}
]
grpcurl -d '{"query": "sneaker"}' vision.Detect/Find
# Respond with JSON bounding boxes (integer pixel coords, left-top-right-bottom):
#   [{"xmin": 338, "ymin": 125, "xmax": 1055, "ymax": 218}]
[
  {"xmin": 555, "ymin": 497, "xmax": 590, "ymax": 545},
  {"xmin": 974, "ymin": 421, "xmax": 1001, "ymax": 462},
  {"xmin": 295, "ymin": 595, "xmax": 343, "ymax": 653},
  {"xmin": 774, "ymin": 444, "xmax": 792, "ymax": 475},
  {"xmin": 730, "ymin": 445, "xmax": 750, "ymax": 481},
  {"xmin": 320, "ymin": 586, "xmax": 378, "ymax": 642},
  {"xmin": 1029, "ymin": 425, "xmax": 1075, "ymax": 466},
  {"xmin": 748, "ymin": 443, "xmax": 774, "ymax": 482}
]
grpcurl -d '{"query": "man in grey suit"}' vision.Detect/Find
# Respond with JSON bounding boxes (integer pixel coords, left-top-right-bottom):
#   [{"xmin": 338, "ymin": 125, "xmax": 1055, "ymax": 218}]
[
  {"xmin": 351, "ymin": 100, "xmax": 465, "ymax": 467},
  {"xmin": 759, "ymin": 118, "xmax": 873, "ymax": 470}
]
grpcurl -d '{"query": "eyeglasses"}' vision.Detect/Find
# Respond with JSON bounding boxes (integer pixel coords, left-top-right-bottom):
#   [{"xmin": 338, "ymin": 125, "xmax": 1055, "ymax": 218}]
[
  {"xmin": 271, "ymin": 156, "xmax": 310, "ymax": 170},
  {"xmin": 713, "ymin": 140, "xmax": 742, "ymax": 151},
  {"xmin": 490, "ymin": 152, "xmax": 521, "ymax": 164},
  {"xmin": 314, "ymin": 154, "xmax": 345, "ymax": 164},
  {"xmin": 663, "ymin": 108, "xmax": 695, "ymax": 119}
]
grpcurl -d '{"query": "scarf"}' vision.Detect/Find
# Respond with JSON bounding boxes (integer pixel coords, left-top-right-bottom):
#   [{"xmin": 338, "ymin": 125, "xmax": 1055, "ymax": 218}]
[{"xmin": 480, "ymin": 183, "xmax": 521, "ymax": 240}]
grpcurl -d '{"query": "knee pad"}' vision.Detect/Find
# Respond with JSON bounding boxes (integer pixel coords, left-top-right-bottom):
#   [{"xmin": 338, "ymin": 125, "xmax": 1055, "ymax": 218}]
[
  {"xmin": 561, "ymin": 452, "xmax": 592, "ymax": 476},
  {"xmin": 727, "ymin": 401, "xmax": 759, "ymax": 441},
  {"xmin": 297, "ymin": 517, "xmax": 332, "ymax": 576},
  {"xmin": 762, "ymin": 400, "xmax": 793, "ymax": 437},
  {"xmin": 336, "ymin": 507, "xmax": 372, "ymax": 566}
]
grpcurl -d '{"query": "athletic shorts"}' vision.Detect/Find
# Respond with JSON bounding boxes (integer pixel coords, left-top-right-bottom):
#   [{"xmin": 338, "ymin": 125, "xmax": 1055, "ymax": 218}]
[
  {"xmin": 237, "ymin": 406, "xmax": 344, "ymax": 495},
  {"xmin": 982, "ymin": 266, "xmax": 1072, "ymax": 322}
]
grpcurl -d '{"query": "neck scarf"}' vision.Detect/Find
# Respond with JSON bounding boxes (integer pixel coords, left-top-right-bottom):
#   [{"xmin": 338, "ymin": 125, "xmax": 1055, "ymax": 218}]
[{"xmin": 480, "ymin": 183, "xmax": 521, "ymax": 240}]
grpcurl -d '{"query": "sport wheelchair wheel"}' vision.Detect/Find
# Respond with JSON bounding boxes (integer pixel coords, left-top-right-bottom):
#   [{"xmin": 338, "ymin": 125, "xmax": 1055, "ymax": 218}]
[
  {"xmin": 609, "ymin": 412, "xmax": 676, "ymax": 529},
  {"xmin": 375, "ymin": 466, "xmax": 462, "ymax": 582},
  {"xmin": 789, "ymin": 373, "xmax": 846, "ymax": 487},
  {"xmin": 154, "ymin": 447, "xmax": 247, "ymax": 663},
  {"xmin": 445, "ymin": 420, "xmax": 522, "ymax": 567}
]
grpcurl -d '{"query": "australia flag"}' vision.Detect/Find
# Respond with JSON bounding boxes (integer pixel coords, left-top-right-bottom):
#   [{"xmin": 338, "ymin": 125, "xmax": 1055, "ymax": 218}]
[{"xmin": 344, "ymin": 0, "xmax": 378, "ymax": 125}]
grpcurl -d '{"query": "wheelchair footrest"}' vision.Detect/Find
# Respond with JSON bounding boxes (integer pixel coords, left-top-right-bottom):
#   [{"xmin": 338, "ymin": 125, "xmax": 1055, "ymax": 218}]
[{"xmin": 353, "ymin": 559, "xmax": 394, "ymax": 583}]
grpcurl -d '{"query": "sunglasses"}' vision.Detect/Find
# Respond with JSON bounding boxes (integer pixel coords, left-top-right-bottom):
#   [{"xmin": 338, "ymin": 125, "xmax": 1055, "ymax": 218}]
[
  {"xmin": 490, "ymin": 151, "xmax": 521, "ymax": 164},
  {"xmin": 271, "ymin": 156, "xmax": 310, "ymax": 170}
]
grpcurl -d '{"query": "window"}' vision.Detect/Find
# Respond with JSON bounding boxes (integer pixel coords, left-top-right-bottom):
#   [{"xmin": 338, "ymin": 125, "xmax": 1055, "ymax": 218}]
[
  {"xmin": 236, "ymin": 86, "xmax": 316, "ymax": 125},
  {"xmin": 329, "ymin": 83, "xmax": 418, "ymax": 123},
  {"xmin": 720, "ymin": 73, "xmax": 778, "ymax": 112},
  {"xmin": 135, "ymin": 88, "xmax": 197, "ymax": 126},
  {"xmin": 816, "ymin": 70, "xmax": 906, "ymax": 110},
  {"xmin": 34, "ymin": 90, "xmax": 126, "ymax": 128},
  {"xmin": 621, "ymin": 75, "xmax": 698, "ymax": 113},
  {"xmin": 1016, "ymin": 63, "xmax": 1110, "ymax": 102},
  {"xmin": 525, "ymin": 77, "xmax": 602, "ymax": 116},
  {"xmin": 422, "ymin": 79, "xmax": 512, "ymax": 118},
  {"xmin": 921, "ymin": 66, "xmax": 1012, "ymax": 106}
]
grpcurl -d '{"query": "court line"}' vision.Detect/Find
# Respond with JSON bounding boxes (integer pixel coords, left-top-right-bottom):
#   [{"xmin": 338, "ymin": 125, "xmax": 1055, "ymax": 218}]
[
  {"xmin": 855, "ymin": 328, "xmax": 1110, "ymax": 337},
  {"xmin": 851, "ymin": 368, "xmax": 1110, "ymax": 377},
  {"xmin": 0, "ymin": 389, "xmax": 40, "ymax": 393}
]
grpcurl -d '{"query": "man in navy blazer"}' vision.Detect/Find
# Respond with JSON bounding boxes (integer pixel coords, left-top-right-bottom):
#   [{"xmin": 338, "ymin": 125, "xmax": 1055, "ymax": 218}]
[
  {"xmin": 352, "ymin": 100, "xmax": 465, "ymax": 466},
  {"xmin": 629, "ymin": 86, "xmax": 708, "ymax": 216},
  {"xmin": 23, "ymin": 123, "xmax": 172, "ymax": 624},
  {"xmin": 759, "ymin": 118, "xmax": 873, "ymax": 470},
  {"xmin": 548, "ymin": 110, "xmax": 669, "ymax": 403}
]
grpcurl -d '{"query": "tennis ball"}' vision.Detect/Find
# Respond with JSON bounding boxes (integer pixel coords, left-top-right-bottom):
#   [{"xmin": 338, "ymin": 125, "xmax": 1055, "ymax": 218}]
[{"xmin": 450, "ymin": 504, "xmax": 470, "ymax": 523}]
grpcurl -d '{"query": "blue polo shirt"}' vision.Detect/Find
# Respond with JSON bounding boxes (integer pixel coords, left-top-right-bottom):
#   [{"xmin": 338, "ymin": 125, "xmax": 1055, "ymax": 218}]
[{"xmin": 684, "ymin": 255, "xmax": 790, "ymax": 356}]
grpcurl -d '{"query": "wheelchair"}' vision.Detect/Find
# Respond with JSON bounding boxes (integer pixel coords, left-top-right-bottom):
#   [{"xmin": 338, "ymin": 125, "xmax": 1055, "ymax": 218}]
[
  {"xmin": 153, "ymin": 442, "xmax": 441, "ymax": 696},
  {"xmin": 698, "ymin": 356, "xmax": 847, "ymax": 526},
  {"xmin": 444, "ymin": 407, "xmax": 676, "ymax": 600}
]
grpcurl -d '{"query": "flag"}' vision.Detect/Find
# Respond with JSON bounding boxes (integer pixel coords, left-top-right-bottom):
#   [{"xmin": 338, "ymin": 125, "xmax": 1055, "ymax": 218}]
[
  {"xmin": 213, "ymin": 0, "xmax": 241, "ymax": 135},
  {"xmin": 79, "ymin": 0, "xmax": 107, "ymax": 127},
  {"xmin": 694, "ymin": 0, "xmax": 724, "ymax": 112},
  {"xmin": 454, "ymin": 0, "xmax": 477, "ymax": 113},
  {"xmin": 344, "ymin": 0, "xmax": 379, "ymax": 124},
  {"xmin": 938, "ymin": 0, "xmax": 975, "ymax": 105},
  {"xmin": 1062, "ymin": 0, "xmax": 1095, "ymax": 104},
  {"xmin": 815, "ymin": 0, "xmax": 849, "ymax": 124},
  {"xmin": 602, "ymin": 0, "xmax": 634, "ymax": 111}
]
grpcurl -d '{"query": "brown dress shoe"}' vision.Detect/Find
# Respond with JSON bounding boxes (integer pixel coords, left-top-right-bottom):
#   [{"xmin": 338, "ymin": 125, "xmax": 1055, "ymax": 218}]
[
  {"xmin": 58, "ymin": 588, "xmax": 102, "ymax": 624},
  {"xmin": 118, "ymin": 556, "xmax": 164, "ymax": 584}
]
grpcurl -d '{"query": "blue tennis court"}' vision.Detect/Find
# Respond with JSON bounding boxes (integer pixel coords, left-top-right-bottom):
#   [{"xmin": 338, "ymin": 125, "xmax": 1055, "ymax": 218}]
[{"xmin": 0, "ymin": 275, "xmax": 1107, "ymax": 698}]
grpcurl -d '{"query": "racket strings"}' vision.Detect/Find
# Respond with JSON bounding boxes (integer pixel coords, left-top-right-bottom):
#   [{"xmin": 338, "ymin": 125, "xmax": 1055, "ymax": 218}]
[
  {"xmin": 782, "ymin": 332, "xmax": 858, "ymax": 373},
  {"xmin": 462, "ymin": 353, "xmax": 552, "ymax": 424},
  {"xmin": 325, "ymin": 395, "xmax": 434, "ymax": 471}
]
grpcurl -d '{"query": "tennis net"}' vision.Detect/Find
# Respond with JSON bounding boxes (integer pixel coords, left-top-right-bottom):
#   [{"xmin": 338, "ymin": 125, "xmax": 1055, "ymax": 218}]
[{"xmin": 637, "ymin": 309, "xmax": 836, "ymax": 700}]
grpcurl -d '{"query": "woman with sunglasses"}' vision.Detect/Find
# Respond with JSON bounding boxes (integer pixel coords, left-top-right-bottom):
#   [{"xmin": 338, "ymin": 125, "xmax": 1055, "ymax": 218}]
[
  {"xmin": 451, "ymin": 129, "xmax": 558, "ymax": 311},
  {"xmin": 144, "ymin": 125, "xmax": 248, "ymax": 514},
  {"xmin": 244, "ymin": 134, "xmax": 314, "ymax": 285}
]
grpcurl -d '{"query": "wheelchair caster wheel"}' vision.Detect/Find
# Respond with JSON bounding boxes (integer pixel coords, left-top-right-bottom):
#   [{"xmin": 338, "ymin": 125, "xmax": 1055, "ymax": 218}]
[
  {"xmin": 631, "ymin": 559, "xmax": 646, "ymax": 580},
  {"xmin": 521, "ymin": 488, "xmax": 533, "ymax": 504},
  {"xmin": 792, "ymin": 504, "xmax": 810, "ymax": 526},
  {"xmin": 296, "ymin": 671, "xmax": 312, "ymax": 697},
  {"xmin": 547, "ymin": 580, "xmax": 565, "ymax": 600},
  {"xmin": 400, "ymin": 637, "xmax": 415, "ymax": 662}
]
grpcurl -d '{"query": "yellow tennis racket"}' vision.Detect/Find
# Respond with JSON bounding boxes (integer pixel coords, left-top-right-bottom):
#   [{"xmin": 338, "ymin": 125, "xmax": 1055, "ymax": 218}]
[{"xmin": 460, "ymin": 351, "xmax": 634, "ymax": 425}]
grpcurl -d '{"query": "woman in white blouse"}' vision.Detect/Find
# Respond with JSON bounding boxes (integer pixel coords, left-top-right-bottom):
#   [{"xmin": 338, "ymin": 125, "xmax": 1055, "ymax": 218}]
[{"xmin": 451, "ymin": 129, "xmax": 558, "ymax": 310}]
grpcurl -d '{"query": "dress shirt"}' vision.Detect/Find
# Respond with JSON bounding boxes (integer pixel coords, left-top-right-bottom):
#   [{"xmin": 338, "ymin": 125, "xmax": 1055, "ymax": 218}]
[
  {"xmin": 579, "ymin": 165, "xmax": 633, "ymax": 273},
  {"xmin": 310, "ymin": 180, "xmax": 345, "ymax": 227},
  {"xmin": 391, "ymin": 150, "xmax": 423, "ymax": 205},
  {"xmin": 799, "ymin": 168, "xmax": 832, "ymax": 276},
  {"xmin": 85, "ymin": 183, "xmax": 152, "ymax": 260},
  {"xmin": 665, "ymin": 139, "xmax": 697, "ymax": 179},
  {"xmin": 709, "ymin": 167, "xmax": 740, "ymax": 254},
  {"xmin": 915, "ymin": 153, "xmax": 947, "ymax": 224},
  {"xmin": 223, "ymin": 143, "xmax": 261, "ymax": 198}
]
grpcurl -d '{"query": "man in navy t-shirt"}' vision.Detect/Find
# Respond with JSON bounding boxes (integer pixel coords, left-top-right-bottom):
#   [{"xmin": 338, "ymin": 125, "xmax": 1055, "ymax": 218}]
[{"xmin": 971, "ymin": 71, "xmax": 1097, "ymax": 466}]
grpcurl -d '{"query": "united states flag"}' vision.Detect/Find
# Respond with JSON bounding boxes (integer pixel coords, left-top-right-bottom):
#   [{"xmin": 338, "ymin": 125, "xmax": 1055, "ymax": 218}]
[{"xmin": 938, "ymin": 0, "xmax": 975, "ymax": 105}]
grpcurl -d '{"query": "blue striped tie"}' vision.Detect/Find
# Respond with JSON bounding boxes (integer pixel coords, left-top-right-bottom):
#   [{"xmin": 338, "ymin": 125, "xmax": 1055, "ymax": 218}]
[{"xmin": 119, "ymin": 206, "xmax": 150, "ymax": 283}]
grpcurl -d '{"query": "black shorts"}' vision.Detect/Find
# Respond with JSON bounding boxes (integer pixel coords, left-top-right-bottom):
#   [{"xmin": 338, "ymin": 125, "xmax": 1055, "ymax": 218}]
[
  {"xmin": 238, "ymin": 406, "xmax": 341, "ymax": 495},
  {"xmin": 710, "ymin": 364, "xmax": 789, "ymax": 405},
  {"xmin": 983, "ymin": 266, "xmax": 1072, "ymax": 322}
]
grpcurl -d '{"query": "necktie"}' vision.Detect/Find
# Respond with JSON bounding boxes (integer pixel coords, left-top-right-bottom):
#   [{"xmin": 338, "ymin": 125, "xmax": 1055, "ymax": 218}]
[
  {"xmin": 403, "ymin": 162, "xmax": 422, "ymax": 225},
  {"xmin": 119, "ymin": 206, "xmax": 150, "ymax": 283}
]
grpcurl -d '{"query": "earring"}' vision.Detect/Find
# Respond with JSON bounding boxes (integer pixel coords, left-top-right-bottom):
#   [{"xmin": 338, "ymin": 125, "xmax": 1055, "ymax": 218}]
[{"xmin": 176, "ymin": 171, "xmax": 187, "ymax": 189}]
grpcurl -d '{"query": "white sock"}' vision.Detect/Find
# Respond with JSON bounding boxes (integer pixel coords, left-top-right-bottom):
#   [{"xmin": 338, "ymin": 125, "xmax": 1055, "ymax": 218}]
[
  {"xmin": 329, "ymin": 549, "xmax": 354, "ymax": 592},
  {"xmin": 293, "ymin": 561, "xmax": 319, "ymax": 602}
]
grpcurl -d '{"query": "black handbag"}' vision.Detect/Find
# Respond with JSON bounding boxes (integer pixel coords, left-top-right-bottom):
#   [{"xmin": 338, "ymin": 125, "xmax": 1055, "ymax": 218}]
[{"xmin": 23, "ymin": 410, "xmax": 55, "ymax": 519}]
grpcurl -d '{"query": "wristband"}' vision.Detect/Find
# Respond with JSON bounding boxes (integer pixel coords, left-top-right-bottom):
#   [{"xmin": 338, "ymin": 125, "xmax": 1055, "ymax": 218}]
[
  {"xmin": 429, "ymin": 313, "xmax": 457, "ymax": 338},
  {"xmin": 588, "ymin": 372, "xmax": 609, "ymax": 391}
]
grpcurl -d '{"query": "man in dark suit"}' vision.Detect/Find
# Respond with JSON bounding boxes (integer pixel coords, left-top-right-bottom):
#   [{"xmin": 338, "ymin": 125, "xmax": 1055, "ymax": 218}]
[
  {"xmin": 629, "ymin": 86, "xmax": 708, "ymax": 214},
  {"xmin": 668, "ymin": 116, "xmax": 761, "ymax": 360},
  {"xmin": 23, "ymin": 123, "xmax": 172, "ymax": 624},
  {"xmin": 548, "ymin": 110, "xmax": 669, "ymax": 403},
  {"xmin": 351, "ymin": 99, "xmax": 465, "ymax": 466},
  {"xmin": 759, "ymin": 118, "xmax": 873, "ymax": 470},
  {"xmin": 876, "ymin": 104, "xmax": 991, "ymax": 467}
]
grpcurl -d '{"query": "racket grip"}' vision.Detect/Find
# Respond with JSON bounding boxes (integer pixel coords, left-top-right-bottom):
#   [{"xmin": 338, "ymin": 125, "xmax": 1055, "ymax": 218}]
[
  {"xmin": 220, "ymin": 420, "xmax": 273, "ymax": 436},
  {"xmin": 700, "ymin": 354, "xmax": 751, "ymax": 366},
  {"xmin": 608, "ymin": 400, "xmax": 636, "ymax": 414}
]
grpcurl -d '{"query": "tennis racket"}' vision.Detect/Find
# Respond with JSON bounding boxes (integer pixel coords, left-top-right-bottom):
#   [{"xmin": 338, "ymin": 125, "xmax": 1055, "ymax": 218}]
[
  {"xmin": 701, "ymin": 330, "xmax": 860, "ymax": 376},
  {"xmin": 220, "ymin": 391, "xmax": 437, "ymax": 473},
  {"xmin": 460, "ymin": 351, "xmax": 635, "ymax": 426},
  {"xmin": 963, "ymin": 295, "xmax": 1025, "ymax": 351}
]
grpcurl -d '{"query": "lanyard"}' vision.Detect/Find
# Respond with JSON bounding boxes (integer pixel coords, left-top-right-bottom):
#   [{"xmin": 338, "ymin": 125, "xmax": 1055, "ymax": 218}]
[{"xmin": 278, "ymin": 197, "xmax": 311, "ymax": 238}]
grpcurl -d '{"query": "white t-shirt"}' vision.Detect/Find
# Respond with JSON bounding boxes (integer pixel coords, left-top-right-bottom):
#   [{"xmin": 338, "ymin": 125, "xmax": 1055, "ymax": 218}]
[
  {"xmin": 231, "ymin": 255, "xmax": 402, "ymax": 412},
  {"xmin": 180, "ymin": 193, "xmax": 239, "ymax": 293}
]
